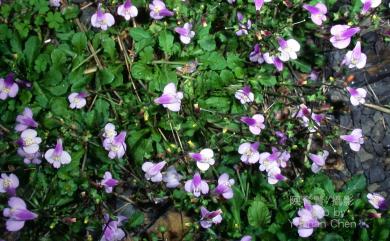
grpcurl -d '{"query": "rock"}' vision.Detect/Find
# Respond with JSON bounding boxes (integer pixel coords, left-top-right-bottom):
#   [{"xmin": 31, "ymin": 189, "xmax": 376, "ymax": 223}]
[
  {"xmin": 340, "ymin": 115, "xmax": 353, "ymax": 128},
  {"xmin": 357, "ymin": 148, "xmax": 374, "ymax": 162},
  {"xmin": 368, "ymin": 183, "xmax": 380, "ymax": 192},
  {"xmin": 373, "ymin": 144, "xmax": 385, "ymax": 157},
  {"xmin": 369, "ymin": 165, "xmax": 386, "ymax": 183}
]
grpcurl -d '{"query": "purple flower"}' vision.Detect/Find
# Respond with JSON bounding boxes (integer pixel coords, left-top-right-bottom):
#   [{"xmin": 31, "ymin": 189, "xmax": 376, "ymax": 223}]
[
  {"xmin": 277, "ymin": 38, "xmax": 301, "ymax": 62},
  {"xmin": 117, "ymin": 0, "xmax": 138, "ymax": 20},
  {"xmin": 308, "ymin": 150, "xmax": 329, "ymax": 173},
  {"xmin": 3, "ymin": 197, "xmax": 38, "ymax": 232},
  {"xmin": 15, "ymin": 108, "xmax": 38, "ymax": 132},
  {"xmin": 235, "ymin": 86, "xmax": 254, "ymax": 104},
  {"xmin": 91, "ymin": 4, "xmax": 115, "ymax": 31},
  {"xmin": 175, "ymin": 23, "xmax": 195, "ymax": 44},
  {"xmin": 342, "ymin": 41, "xmax": 367, "ymax": 69},
  {"xmin": 101, "ymin": 171, "xmax": 119, "ymax": 193},
  {"xmin": 149, "ymin": 0, "xmax": 174, "ymax": 20},
  {"xmin": 254, "ymin": 0, "xmax": 264, "ymax": 11},
  {"xmin": 249, "ymin": 44, "xmax": 264, "ymax": 64},
  {"xmin": 68, "ymin": 92, "xmax": 88, "ymax": 109},
  {"xmin": 241, "ymin": 114, "xmax": 265, "ymax": 135},
  {"xmin": 347, "ymin": 87, "xmax": 367, "ymax": 106},
  {"xmin": 101, "ymin": 214, "xmax": 127, "ymax": 241},
  {"xmin": 44, "ymin": 139, "xmax": 72, "ymax": 168},
  {"xmin": 103, "ymin": 123, "xmax": 117, "ymax": 140},
  {"xmin": 275, "ymin": 131, "xmax": 287, "ymax": 145},
  {"xmin": 214, "ymin": 173, "xmax": 234, "ymax": 199},
  {"xmin": 330, "ymin": 25, "xmax": 360, "ymax": 49},
  {"xmin": 49, "ymin": 0, "xmax": 61, "ymax": 7},
  {"xmin": 162, "ymin": 166, "xmax": 182, "ymax": 188},
  {"xmin": 103, "ymin": 131, "xmax": 127, "ymax": 159},
  {"xmin": 292, "ymin": 198, "xmax": 324, "ymax": 238},
  {"xmin": 227, "ymin": 0, "xmax": 236, "ymax": 4},
  {"xmin": 17, "ymin": 129, "xmax": 42, "ymax": 154},
  {"xmin": 189, "ymin": 148, "xmax": 215, "ymax": 171},
  {"xmin": 367, "ymin": 193, "xmax": 388, "ymax": 210},
  {"xmin": 154, "ymin": 82, "xmax": 183, "ymax": 112},
  {"xmin": 238, "ymin": 142, "xmax": 260, "ymax": 164},
  {"xmin": 296, "ymin": 104, "xmax": 311, "ymax": 118},
  {"xmin": 142, "ymin": 161, "xmax": 166, "ymax": 182},
  {"xmin": 0, "ymin": 174, "xmax": 19, "ymax": 196},
  {"xmin": 303, "ymin": 3, "xmax": 327, "ymax": 26},
  {"xmin": 240, "ymin": 236, "xmax": 252, "ymax": 241},
  {"xmin": 361, "ymin": 0, "xmax": 381, "ymax": 14},
  {"xmin": 263, "ymin": 53, "xmax": 284, "ymax": 71},
  {"xmin": 340, "ymin": 128, "xmax": 364, "ymax": 152},
  {"xmin": 17, "ymin": 148, "xmax": 42, "ymax": 165},
  {"xmin": 184, "ymin": 172, "xmax": 209, "ymax": 197},
  {"xmin": 309, "ymin": 70, "xmax": 319, "ymax": 81},
  {"xmin": 236, "ymin": 12, "xmax": 252, "ymax": 36},
  {"xmin": 200, "ymin": 206, "xmax": 222, "ymax": 228},
  {"xmin": 259, "ymin": 148, "xmax": 288, "ymax": 184},
  {"xmin": 0, "ymin": 73, "xmax": 19, "ymax": 100}
]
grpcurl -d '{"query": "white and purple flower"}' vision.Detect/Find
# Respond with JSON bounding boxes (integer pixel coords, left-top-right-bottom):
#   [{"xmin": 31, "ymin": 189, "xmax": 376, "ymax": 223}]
[
  {"xmin": 342, "ymin": 41, "xmax": 367, "ymax": 69},
  {"xmin": 235, "ymin": 86, "xmax": 254, "ymax": 104},
  {"xmin": 238, "ymin": 142, "xmax": 260, "ymax": 164},
  {"xmin": 0, "ymin": 73, "xmax": 19, "ymax": 100},
  {"xmin": 101, "ymin": 214, "xmax": 127, "ymax": 241},
  {"xmin": 347, "ymin": 87, "xmax": 367, "ymax": 106},
  {"xmin": 162, "ymin": 166, "xmax": 182, "ymax": 188},
  {"xmin": 45, "ymin": 139, "xmax": 72, "ymax": 168},
  {"xmin": 330, "ymin": 25, "xmax": 360, "ymax": 49},
  {"xmin": 15, "ymin": 108, "xmax": 38, "ymax": 132},
  {"xmin": 340, "ymin": 128, "xmax": 364, "ymax": 152},
  {"xmin": 17, "ymin": 129, "xmax": 42, "ymax": 154},
  {"xmin": 17, "ymin": 148, "xmax": 42, "ymax": 165},
  {"xmin": 149, "ymin": 0, "xmax": 174, "ymax": 20},
  {"xmin": 200, "ymin": 206, "xmax": 222, "ymax": 228},
  {"xmin": 103, "ymin": 123, "xmax": 117, "ymax": 140},
  {"xmin": 154, "ymin": 82, "xmax": 183, "ymax": 112},
  {"xmin": 214, "ymin": 173, "xmax": 234, "ymax": 199},
  {"xmin": 303, "ymin": 3, "xmax": 327, "ymax": 26},
  {"xmin": 142, "ymin": 161, "xmax": 166, "ymax": 182},
  {"xmin": 101, "ymin": 171, "xmax": 119, "ymax": 194},
  {"xmin": 263, "ymin": 52, "xmax": 284, "ymax": 71},
  {"xmin": 189, "ymin": 148, "xmax": 215, "ymax": 171},
  {"xmin": 91, "ymin": 4, "xmax": 115, "ymax": 31},
  {"xmin": 361, "ymin": 0, "xmax": 381, "ymax": 14},
  {"xmin": 103, "ymin": 131, "xmax": 127, "ymax": 159},
  {"xmin": 0, "ymin": 173, "xmax": 19, "ymax": 196},
  {"xmin": 68, "ymin": 92, "xmax": 88, "ymax": 109},
  {"xmin": 236, "ymin": 12, "xmax": 252, "ymax": 36},
  {"xmin": 117, "ymin": 0, "xmax": 138, "ymax": 20},
  {"xmin": 3, "ymin": 197, "xmax": 38, "ymax": 232},
  {"xmin": 367, "ymin": 193, "xmax": 388, "ymax": 210},
  {"xmin": 292, "ymin": 198, "xmax": 325, "ymax": 238},
  {"xmin": 49, "ymin": 0, "xmax": 60, "ymax": 7},
  {"xmin": 175, "ymin": 23, "xmax": 195, "ymax": 44},
  {"xmin": 249, "ymin": 44, "xmax": 264, "ymax": 64},
  {"xmin": 308, "ymin": 150, "xmax": 329, "ymax": 173},
  {"xmin": 241, "ymin": 114, "xmax": 265, "ymax": 135},
  {"xmin": 277, "ymin": 38, "xmax": 301, "ymax": 62},
  {"xmin": 184, "ymin": 172, "xmax": 209, "ymax": 197}
]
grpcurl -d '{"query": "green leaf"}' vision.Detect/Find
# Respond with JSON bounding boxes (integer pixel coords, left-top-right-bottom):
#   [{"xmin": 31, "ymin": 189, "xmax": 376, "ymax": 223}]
[
  {"xmin": 198, "ymin": 35, "xmax": 216, "ymax": 51},
  {"xmin": 129, "ymin": 211, "xmax": 145, "ymax": 228},
  {"xmin": 258, "ymin": 75, "xmax": 277, "ymax": 87},
  {"xmin": 102, "ymin": 37, "xmax": 116, "ymax": 59},
  {"xmin": 204, "ymin": 97, "xmax": 231, "ymax": 112},
  {"xmin": 291, "ymin": 60, "xmax": 311, "ymax": 73},
  {"xmin": 342, "ymin": 174, "xmax": 366, "ymax": 195},
  {"xmin": 158, "ymin": 30, "xmax": 174, "ymax": 55},
  {"xmin": 51, "ymin": 49, "xmax": 67, "ymax": 68},
  {"xmin": 131, "ymin": 63, "xmax": 153, "ymax": 81},
  {"xmin": 129, "ymin": 28, "xmax": 152, "ymax": 41},
  {"xmin": 200, "ymin": 52, "xmax": 227, "ymax": 71},
  {"xmin": 98, "ymin": 69, "xmax": 115, "ymax": 85},
  {"xmin": 50, "ymin": 97, "xmax": 70, "ymax": 118},
  {"xmin": 71, "ymin": 32, "xmax": 87, "ymax": 53},
  {"xmin": 24, "ymin": 36, "xmax": 41, "ymax": 67},
  {"xmin": 62, "ymin": 4, "xmax": 80, "ymax": 20},
  {"xmin": 323, "ymin": 233, "xmax": 344, "ymax": 241},
  {"xmin": 247, "ymin": 200, "xmax": 271, "ymax": 227}
]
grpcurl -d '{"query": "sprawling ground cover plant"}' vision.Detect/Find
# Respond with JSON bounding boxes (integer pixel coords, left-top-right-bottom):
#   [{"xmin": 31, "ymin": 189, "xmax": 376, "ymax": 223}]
[{"xmin": 0, "ymin": 0, "xmax": 389, "ymax": 240}]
